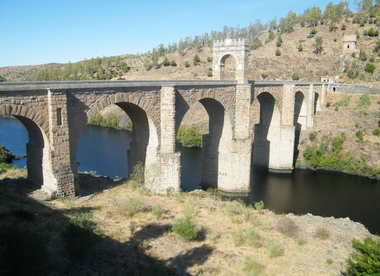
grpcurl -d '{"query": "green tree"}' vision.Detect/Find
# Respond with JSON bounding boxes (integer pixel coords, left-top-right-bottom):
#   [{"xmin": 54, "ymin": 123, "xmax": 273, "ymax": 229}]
[
  {"xmin": 279, "ymin": 10, "xmax": 298, "ymax": 33},
  {"xmin": 306, "ymin": 6, "xmax": 322, "ymax": 27},
  {"xmin": 365, "ymin": 63, "xmax": 376, "ymax": 74},
  {"xmin": 276, "ymin": 35, "xmax": 282, "ymax": 47},
  {"xmin": 314, "ymin": 36, "xmax": 323, "ymax": 54},
  {"xmin": 268, "ymin": 31, "xmax": 276, "ymax": 42},
  {"xmin": 176, "ymin": 125, "xmax": 202, "ymax": 147},
  {"xmin": 184, "ymin": 60, "xmax": 190, "ymax": 68},
  {"xmin": 359, "ymin": 50, "xmax": 368, "ymax": 61},
  {"xmin": 292, "ymin": 72, "xmax": 300, "ymax": 80},
  {"xmin": 171, "ymin": 60, "xmax": 177, "ymax": 66},
  {"xmin": 355, "ymin": 0, "xmax": 373, "ymax": 11},
  {"xmin": 162, "ymin": 57, "xmax": 170, "ymax": 66},
  {"xmin": 346, "ymin": 237, "xmax": 380, "ymax": 275},
  {"xmin": 193, "ymin": 54, "xmax": 201, "ymax": 66}
]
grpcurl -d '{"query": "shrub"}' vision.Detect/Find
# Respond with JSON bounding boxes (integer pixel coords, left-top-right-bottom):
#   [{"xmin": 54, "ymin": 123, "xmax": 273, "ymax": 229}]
[
  {"xmin": 342, "ymin": 24, "xmax": 347, "ymax": 30},
  {"xmin": 365, "ymin": 63, "xmax": 376, "ymax": 74},
  {"xmin": 225, "ymin": 200, "xmax": 252, "ymax": 223},
  {"xmin": 267, "ymin": 240, "xmax": 284, "ymax": 258},
  {"xmin": 346, "ymin": 237, "xmax": 380, "ymax": 275},
  {"xmin": 373, "ymin": 128, "xmax": 380, "ymax": 136},
  {"xmin": 291, "ymin": 72, "xmax": 300, "ymax": 80},
  {"xmin": 233, "ymin": 229, "xmax": 245, "ymax": 247},
  {"xmin": 357, "ymin": 94, "xmax": 371, "ymax": 109},
  {"xmin": 276, "ymin": 217, "xmax": 299, "ymax": 238},
  {"xmin": 176, "ymin": 124, "xmax": 203, "ymax": 147},
  {"xmin": 298, "ymin": 43, "xmax": 303, "ymax": 52},
  {"xmin": 310, "ymin": 28, "xmax": 318, "ymax": 34},
  {"xmin": 172, "ymin": 215, "xmax": 198, "ymax": 240},
  {"xmin": 129, "ymin": 162, "xmax": 144, "ymax": 185},
  {"xmin": 359, "ymin": 50, "xmax": 368, "ymax": 61},
  {"xmin": 261, "ymin": 73, "xmax": 268, "ymax": 79},
  {"xmin": 297, "ymin": 237, "xmax": 306, "ymax": 245},
  {"xmin": 207, "ymin": 56, "xmax": 212, "ymax": 62},
  {"xmin": 335, "ymin": 95, "xmax": 351, "ymax": 107},
  {"xmin": 242, "ymin": 256, "xmax": 265, "ymax": 275},
  {"xmin": 171, "ymin": 60, "xmax": 177, "ymax": 66},
  {"xmin": 347, "ymin": 68, "xmax": 359, "ymax": 79},
  {"xmin": 184, "ymin": 60, "xmax": 190, "ymax": 68},
  {"xmin": 332, "ymin": 132, "xmax": 346, "ymax": 153},
  {"xmin": 356, "ymin": 130, "xmax": 364, "ymax": 141},
  {"xmin": 152, "ymin": 203, "xmax": 166, "ymax": 218},
  {"xmin": 247, "ymin": 228, "xmax": 263, "ymax": 248},
  {"xmin": 254, "ymin": 200, "xmax": 264, "ymax": 212},
  {"xmin": 309, "ymin": 132, "xmax": 316, "ymax": 141},
  {"xmin": 125, "ymin": 197, "xmax": 145, "ymax": 216},
  {"xmin": 207, "ymin": 69, "xmax": 213, "ymax": 77},
  {"xmin": 314, "ymin": 227, "xmax": 330, "ymax": 240},
  {"xmin": 193, "ymin": 54, "xmax": 201, "ymax": 66},
  {"xmin": 275, "ymin": 49, "xmax": 281, "ymax": 56},
  {"xmin": 162, "ymin": 57, "xmax": 170, "ymax": 66}
]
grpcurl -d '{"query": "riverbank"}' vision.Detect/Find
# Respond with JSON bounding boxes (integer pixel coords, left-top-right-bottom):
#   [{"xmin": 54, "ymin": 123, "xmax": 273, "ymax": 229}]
[{"xmin": 0, "ymin": 171, "xmax": 377, "ymax": 275}]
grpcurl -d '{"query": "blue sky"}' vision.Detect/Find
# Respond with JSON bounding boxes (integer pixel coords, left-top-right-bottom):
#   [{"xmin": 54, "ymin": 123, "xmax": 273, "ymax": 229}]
[{"xmin": 1, "ymin": 0, "xmax": 355, "ymax": 67}]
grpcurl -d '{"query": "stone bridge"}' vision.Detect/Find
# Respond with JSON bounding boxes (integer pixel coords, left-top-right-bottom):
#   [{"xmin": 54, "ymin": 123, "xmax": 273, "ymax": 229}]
[{"xmin": 0, "ymin": 39, "xmax": 327, "ymax": 197}]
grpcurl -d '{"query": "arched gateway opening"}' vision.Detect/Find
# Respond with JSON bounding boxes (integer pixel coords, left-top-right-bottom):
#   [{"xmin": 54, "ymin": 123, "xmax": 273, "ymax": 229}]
[
  {"xmin": 77, "ymin": 102, "xmax": 158, "ymax": 186},
  {"xmin": 0, "ymin": 114, "xmax": 55, "ymax": 193}
]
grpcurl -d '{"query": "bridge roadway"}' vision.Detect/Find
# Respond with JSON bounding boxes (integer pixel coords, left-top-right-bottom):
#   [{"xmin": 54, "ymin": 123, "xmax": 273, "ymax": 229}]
[{"xmin": 0, "ymin": 80, "xmax": 326, "ymax": 197}]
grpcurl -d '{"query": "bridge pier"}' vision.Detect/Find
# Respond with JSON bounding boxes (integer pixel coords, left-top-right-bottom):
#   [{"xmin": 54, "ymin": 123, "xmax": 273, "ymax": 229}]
[
  {"xmin": 145, "ymin": 86, "xmax": 180, "ymax": 194},
  {"xmin": 42, "ymin": 89, "xmax": 75, "ymax": 197}
]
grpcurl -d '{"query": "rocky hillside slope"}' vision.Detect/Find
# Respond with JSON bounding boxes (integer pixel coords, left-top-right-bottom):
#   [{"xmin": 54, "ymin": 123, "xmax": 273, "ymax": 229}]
[{"xmin": 2, "ymin": 13, "xmax": 380, "ymax": 83}]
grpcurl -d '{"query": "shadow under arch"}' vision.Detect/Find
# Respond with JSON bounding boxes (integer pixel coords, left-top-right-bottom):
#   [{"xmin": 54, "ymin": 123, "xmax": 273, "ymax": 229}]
[
  {"xmin": 314, "ymin": 92, "xmax": 320, "ymax": 113},
  {"xmin": 116, "ymin": 102, "xmax": 159, "ymax": 180},
  {"xmin": 219, "ymin": 54, "xmax": 237, "ymax": 80},
  {"xmin": 253, "ymin": 92, "xmax": 280, "ymax": 169},
  {"xmin": 293, "ymin": 91, "xmax": 306, "ymax": 165},
  {"xmin": 197, "ymin": 97, "xmax": 232, "ymax": 189},
  {"xmin": 11, "ymin": 115, "xmax": 52, "ymax": 191}
]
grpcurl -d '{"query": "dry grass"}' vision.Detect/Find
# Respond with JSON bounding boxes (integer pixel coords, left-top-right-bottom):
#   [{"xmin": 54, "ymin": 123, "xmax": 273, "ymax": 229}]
[{"xmin": 0, "ymin": 171, "xmax": 376, "ymax": 275}]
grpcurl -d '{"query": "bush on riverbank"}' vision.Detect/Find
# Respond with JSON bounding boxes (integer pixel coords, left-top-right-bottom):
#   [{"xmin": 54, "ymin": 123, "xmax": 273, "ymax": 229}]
[
  {"xmin": 346, "ymin": 237, "xmax": 380, "ymax": 275},
  {"xmin": 176, "ymin": 124, "xmax": 203, "ymax": 148},
  {"xmin": 302, "ymin": 133, "xmax": 380, "ymax": 179},
  {"xmin": 0, "ymin": 145, "xmax": 13, "ymax": 163}
]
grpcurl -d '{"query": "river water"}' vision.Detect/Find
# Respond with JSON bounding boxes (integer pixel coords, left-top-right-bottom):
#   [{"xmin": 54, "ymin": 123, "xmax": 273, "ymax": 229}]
[{"xmin": 1, "ymin": 116, "xmax": 379, "ymax": 234}]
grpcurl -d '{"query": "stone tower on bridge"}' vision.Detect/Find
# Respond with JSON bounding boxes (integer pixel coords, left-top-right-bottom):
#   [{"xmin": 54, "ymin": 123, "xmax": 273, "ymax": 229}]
[{"xmin": 213, "ymin": 38, "xmax": 249, "ymax": 84}]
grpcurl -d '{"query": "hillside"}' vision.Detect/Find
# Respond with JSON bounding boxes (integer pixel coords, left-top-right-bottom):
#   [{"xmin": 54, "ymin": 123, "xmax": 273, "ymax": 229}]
[
  {"xmin": 0, "ymin": 172, "xmax": 376, "ymax": 275},
  {"xmin": 2, "ymin": 10, "xmax": 380, "ymax": 83}
]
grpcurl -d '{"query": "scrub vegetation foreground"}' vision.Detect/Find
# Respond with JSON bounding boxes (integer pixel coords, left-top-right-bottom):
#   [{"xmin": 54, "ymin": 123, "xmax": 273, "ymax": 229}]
[{"xmin": 0, "ymin": 168, "xmax": 379, "ymax": 275}]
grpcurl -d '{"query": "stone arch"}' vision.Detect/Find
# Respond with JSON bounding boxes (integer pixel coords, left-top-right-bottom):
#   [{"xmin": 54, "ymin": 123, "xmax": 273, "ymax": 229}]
[
  {"xmin": 177, "ymin": 87, "xmax": 236, "ymax": 138},
  {"xmin": 82, "ymin": 95, "xmax": 159, "ymax": 181},
  {"xmin": 253, "ymin": 92, "xmax": 281, "ymax": 168},
  {"xmin": 213, "ymin": 39, "xmax": 249, "ymax": 84},
  {"xmin": 0, "ymin": 105, "xmax": 55, "ymax": 192},
  {"xmin": 218, "ymin": 54, "xmax": 237, "ymax": 80},
  {"xmin": 0, "ymin": 104, "xmax": 49, "ymax": 135}
]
